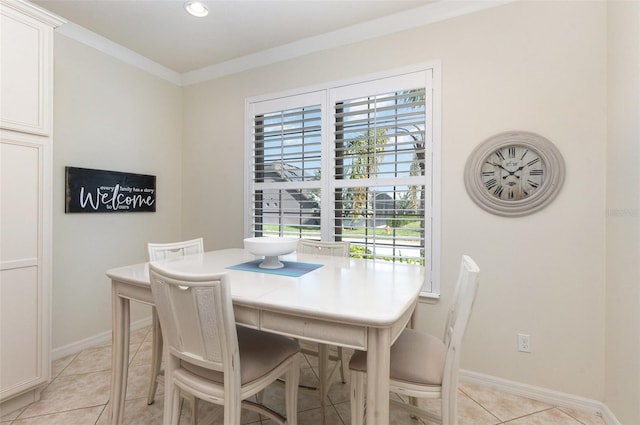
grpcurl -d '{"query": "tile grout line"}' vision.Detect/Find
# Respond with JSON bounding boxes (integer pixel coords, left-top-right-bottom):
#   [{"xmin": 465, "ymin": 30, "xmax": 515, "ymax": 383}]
[{"xmin": 459, "ymin": 386, "xmax": 507, "ymax": 424}]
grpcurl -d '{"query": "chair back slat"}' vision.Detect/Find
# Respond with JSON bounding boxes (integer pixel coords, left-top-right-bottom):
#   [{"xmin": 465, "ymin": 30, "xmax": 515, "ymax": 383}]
[
  {"xmin": 194, "ymin": 287, "xmax": 224, "ymax": 362},
  {"xmin": 147, "ymin": 237, "xmax": 204, "ymax": 261},
  {"xmin": 297, "ymin": 240, "xmax": 350, "ymax": 257}
]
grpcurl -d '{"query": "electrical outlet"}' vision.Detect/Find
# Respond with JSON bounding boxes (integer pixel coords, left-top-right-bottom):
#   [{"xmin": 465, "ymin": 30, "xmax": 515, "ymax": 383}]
[{"xmin": 518, "ymin": 334, "xmax": 531, "ymax": 353}]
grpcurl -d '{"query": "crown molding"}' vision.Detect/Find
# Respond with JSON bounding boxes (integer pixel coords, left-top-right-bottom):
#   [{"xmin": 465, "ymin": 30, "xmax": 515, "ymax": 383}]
[
  {"xmin": 56, "ymin": 21, "xmax": 182, "ymax": 85},
  {"xmin": 2, "ymin": 0, "xmax": 66, "ymax": 27},
  {"xmin": 54, "ymin": 0, "xmax": 515, "ymax": 87}
]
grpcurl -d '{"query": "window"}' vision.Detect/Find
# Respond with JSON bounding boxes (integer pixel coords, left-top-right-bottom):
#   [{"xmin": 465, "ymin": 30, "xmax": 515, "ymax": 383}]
[{"xmin": 245, "ymin": 65, "xmax": 441, "ymax": 294}]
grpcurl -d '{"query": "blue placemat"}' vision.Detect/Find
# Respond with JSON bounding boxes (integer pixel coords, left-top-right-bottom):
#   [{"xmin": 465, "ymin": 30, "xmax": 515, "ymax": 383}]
[{"xmin": 227, "ymin": 260, "xmax": 323, "ymax": 277}]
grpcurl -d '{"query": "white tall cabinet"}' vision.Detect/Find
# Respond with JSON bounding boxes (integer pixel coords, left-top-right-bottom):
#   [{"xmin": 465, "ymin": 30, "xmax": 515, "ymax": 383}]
[{"xmin": 0, "ymin": 0, "xmax": 64, "ymax": 414}]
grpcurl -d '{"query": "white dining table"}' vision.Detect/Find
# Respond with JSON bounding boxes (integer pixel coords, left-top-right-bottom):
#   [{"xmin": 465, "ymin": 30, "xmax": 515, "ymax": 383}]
[{"xmin": 106, "ymin": 248, "xmax": 424, "ymax": 425}]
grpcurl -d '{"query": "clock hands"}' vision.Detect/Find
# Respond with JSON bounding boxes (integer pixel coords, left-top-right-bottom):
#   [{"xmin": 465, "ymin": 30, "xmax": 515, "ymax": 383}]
[
  {"xmin": 502, "ymin": 165, "xmax": 525, "ymax": 179},
  {"xmin": 487, "ymin": 161, "xmax": 509, "ymax": 172},
  {"xmin": 488, "ymin": 161, "xmax": 525, "ymax": 179}
]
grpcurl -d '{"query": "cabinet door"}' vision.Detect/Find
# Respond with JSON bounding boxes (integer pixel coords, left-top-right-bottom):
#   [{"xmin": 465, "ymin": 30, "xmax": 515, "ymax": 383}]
[
  {"xmin": 0, "ymin": 140, "xmax": 47, "ymax": 400},
  {"xmin": 0, "ymin": 3, "xmax": 52, "ymax": 135}
]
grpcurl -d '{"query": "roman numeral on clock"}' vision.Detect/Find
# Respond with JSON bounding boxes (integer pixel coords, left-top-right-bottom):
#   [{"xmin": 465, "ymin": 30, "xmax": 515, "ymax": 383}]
[
  {"xmin": 484, "ymin": 178, "xmax": 498, "ymax": 190},
  {"xmin": 527, "ymin": 157, "xmax": 541, "ymax": 167}
]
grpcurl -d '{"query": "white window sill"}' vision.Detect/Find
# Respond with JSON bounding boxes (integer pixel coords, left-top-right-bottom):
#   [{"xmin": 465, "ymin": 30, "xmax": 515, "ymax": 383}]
[{"xmin": 419, "ymin": 291, "xmax": 440, "ymax": 304}]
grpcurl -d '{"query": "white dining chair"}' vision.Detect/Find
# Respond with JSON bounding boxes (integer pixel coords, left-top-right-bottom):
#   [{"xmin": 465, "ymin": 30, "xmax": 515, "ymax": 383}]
[
  {"xmin": 349, "ymin": 255, "xmax": 480, "ymax": 425},
  {"xmin": 149, "ymin": 263, "xmax": 300, "ymax": 425},
  {"xmin": 296, "ymin": 239, "xmax": 350, "ymax": 412},
  {"xmin": 146, "ymin": 238, "xmax": 204, "ymax": 407}
]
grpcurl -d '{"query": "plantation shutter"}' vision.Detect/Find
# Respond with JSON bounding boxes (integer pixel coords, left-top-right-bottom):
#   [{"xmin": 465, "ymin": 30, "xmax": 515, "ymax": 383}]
[
  {"xmin": 331, "ymin": 87, "xmax": 428, "ymax": 264},
  {"xmin": 249, "ymin": 94, "xmax": 325, "ymax": 239}
]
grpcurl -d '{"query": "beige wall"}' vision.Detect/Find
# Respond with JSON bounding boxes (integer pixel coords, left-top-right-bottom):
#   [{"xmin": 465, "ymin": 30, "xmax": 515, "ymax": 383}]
[
  {"xmin": 182, "ymin": 1, "xmax": 608, "ymax": 400},
  {"xmin": 52, "ymin": 35, "xmax": 183, "ymax": 349},
  {"xmin": 605, "ymin": 1, "xmax": 640, "ymax": 423}
]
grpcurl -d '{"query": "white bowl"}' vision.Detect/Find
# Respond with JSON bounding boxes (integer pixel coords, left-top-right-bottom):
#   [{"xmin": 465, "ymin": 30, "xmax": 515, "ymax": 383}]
[{"xmin": 243, "ymin": 237, "xmax": 298, "ymax": 269}]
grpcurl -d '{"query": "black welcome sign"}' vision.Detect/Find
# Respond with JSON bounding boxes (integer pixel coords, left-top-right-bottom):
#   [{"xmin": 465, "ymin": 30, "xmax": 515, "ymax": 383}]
[{"xmin": 65, "ymin": 167, "xmax": 156, "ymax": 213}]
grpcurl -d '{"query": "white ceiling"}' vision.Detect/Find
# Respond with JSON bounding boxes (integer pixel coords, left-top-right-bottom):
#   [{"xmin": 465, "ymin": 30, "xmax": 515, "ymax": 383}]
[{"xmin": 31, "ymin": 0, "xmax": 435, "ymax": 74}]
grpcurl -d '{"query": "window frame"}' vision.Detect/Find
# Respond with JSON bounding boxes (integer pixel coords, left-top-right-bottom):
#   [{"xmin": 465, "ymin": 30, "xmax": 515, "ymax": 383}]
[{"xmin": 244, "ymin": 62, "xmax": 441, "ymax": 297}]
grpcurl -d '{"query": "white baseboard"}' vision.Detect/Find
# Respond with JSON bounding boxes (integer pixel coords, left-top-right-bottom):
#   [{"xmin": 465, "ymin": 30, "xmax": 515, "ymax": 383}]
[
  {"xmin": 0, "ymin": 388, "xmax": 41, "ymax": 417},
  {"xmin": 51, "ymin": 317, "xmax": 152, "ymax": 360},
  {"xmin": 459, "ymin": 369, "xmax": 620, "ymax": 425}
]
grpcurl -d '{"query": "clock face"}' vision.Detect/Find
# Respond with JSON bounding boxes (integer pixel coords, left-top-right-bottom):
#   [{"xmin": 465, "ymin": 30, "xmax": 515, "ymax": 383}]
[{"xmin": 480, "ymin": 145, "xmax": 546, "ymax": 201}]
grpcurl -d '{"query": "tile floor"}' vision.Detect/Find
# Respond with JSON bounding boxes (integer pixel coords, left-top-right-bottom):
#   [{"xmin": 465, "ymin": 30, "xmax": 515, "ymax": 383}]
[{"xmin": 1, "ymin": 325, "xmax": 607, "ymax": 425}]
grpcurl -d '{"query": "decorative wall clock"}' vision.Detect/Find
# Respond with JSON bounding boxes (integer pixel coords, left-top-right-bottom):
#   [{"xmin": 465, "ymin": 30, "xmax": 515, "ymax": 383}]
[{"xmin": 464, "ymin": 131, "xmax": 565, "ymax": 217}]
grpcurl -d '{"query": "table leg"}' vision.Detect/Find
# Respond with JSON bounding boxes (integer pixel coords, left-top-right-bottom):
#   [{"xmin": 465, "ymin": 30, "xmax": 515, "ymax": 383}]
[
  {"xmin": 109, "ymin": 286, "xmax": 131, "ymax": 425},
  {"xmin": 366, "ymin": 327, "xmax": 391, "ymax": 425},
  {"xmin": 317, "ymin": 344, "xmax": 328, "ymax": 423},
  {"xmin": 147, "ymin": 307, "xmax": 162, "ymax": 405}
]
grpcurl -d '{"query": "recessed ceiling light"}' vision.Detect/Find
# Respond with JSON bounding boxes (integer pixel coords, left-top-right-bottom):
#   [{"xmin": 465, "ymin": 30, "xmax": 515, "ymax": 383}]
[{"xmin": 184, "ymin": 1, "xmax": 208, "ymax": 18}]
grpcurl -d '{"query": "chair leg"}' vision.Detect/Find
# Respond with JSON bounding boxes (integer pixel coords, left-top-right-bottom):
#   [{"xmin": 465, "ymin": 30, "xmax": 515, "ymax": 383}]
[
  {"xmin": 164, "ymin": 355, "xmax": 180, "ymax": 425},
  {"xmin": 285, "ymin": 355, "xmax": 300, "ymax": 425},
  {"xmin": 350, "ymin": 370, "xmax": 365, "ymax": 425},
  {"xmin": 224, "ymin": 384, "xmax": 242, "ymax": 425},
  {"xmin": 147, "ymin": 307, "xmax": 163, "ymax": 405},
  {"xmin": 338, "ymin": 347, "xmax": 348, "ymax": 384},
  {"xmin": 170, "ymin": 388, "xmax": 181, "ymax": 425},
  {"xmin": 318, "ymin": 344, "xmax": 330, "ymax": 423},
  {"xmin": 190, "ymin": 397, "xmax": 198, "ymax": 425},
  {"xmin": 442, "ymin": 385, "xmax": 457, "ymax": 425},
  {"xmin": 409, "ymin": 395, "xmax": 419, "ymax": 419}
]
